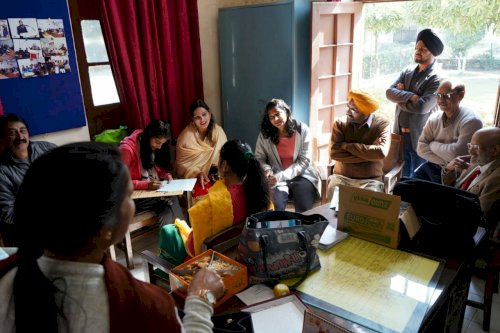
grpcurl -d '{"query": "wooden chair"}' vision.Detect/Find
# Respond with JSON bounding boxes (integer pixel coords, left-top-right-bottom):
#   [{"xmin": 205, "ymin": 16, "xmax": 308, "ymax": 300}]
[
  {"xmin": 382, "ymin": 133, "xmax": 404, "ymax": 194},
  {"xmin": 312, "ymin": 136, "xmax": 334, "ymax": 205},
  {"xmin": 141, "ymin": 223, "xmax": 244, "ymax": 288},
  {"xmin": 109, "ymin": 210, "xmax": 159, "ymax": 269},
  {"xmin": 466, "ymin": 203, "xmax": 500, "ymax": 332}
]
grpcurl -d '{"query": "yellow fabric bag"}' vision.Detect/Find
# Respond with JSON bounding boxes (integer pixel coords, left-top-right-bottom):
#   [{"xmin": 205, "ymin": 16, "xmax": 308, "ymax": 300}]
[{"xmin": 188, "ymin": 180, "xmax": 234, "ymax": 256}]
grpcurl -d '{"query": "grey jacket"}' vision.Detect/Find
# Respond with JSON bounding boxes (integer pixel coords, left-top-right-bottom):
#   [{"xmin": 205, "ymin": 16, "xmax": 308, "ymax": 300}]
[
  {"xmin": 0, "ymin": 140, "xmax": 56, "ymax": 226},
  {"xmin": 386, "ymin": 61, "xmax": 443, "ymax": 150},
  {"xmin": 255, "ymin": 121, "xmax": 319, "ymax": 194}
]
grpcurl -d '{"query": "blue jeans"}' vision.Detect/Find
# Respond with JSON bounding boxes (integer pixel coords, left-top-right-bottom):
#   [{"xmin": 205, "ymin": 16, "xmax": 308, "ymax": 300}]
[{"xmin": 402, "ymin": 133, "xmax": 425, "ymax": 178}]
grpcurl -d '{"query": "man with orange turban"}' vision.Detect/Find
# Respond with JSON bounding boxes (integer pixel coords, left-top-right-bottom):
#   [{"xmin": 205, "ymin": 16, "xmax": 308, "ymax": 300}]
[{"xmin": 326, "ymin": 90, "xmax": 391, "ymax": 202}]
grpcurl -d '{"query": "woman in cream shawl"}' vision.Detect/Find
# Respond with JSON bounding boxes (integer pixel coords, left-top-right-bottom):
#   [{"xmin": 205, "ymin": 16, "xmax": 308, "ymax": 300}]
[{"xmin": 175, "ymin": 99, "xmax": 227, "ymax": 189}]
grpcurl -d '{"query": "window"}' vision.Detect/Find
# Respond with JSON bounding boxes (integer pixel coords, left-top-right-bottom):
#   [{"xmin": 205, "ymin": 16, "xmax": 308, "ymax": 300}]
[
  {"xmin": 359, "ymin": 1, "xmax": 500, "ymax": 127},
  {"xmin": 80, "ymin": 20, "xmax": 119, "ymax": 106},
  {"xmin": 68, "ymin": 0, "xmax": 125, "ymax": 138}
]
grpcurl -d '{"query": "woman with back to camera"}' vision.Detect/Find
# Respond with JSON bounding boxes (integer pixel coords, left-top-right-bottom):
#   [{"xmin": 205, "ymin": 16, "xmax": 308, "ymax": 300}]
[
  {"xmin": 255, "ymin": 98, "xmax": 319, "ymax": 212},
  {"xmin": 175, "ymin": 99, "xmax": 227, "ymax": 197},
  {"xmin": 0, "ymin": 142, "xmax": 225, "ymax": 332},
  {"xmin": 161, "ymin": 139, "xmax": 272, "ymax": 264},
  {"xmin": 120, "ymin": 119, "xmax": 184, "ymax": 225}
]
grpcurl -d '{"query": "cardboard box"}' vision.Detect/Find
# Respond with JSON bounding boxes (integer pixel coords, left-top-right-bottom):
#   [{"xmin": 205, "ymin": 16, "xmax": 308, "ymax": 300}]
[
  {"xmin": 169, "ymin": 249, "xmax": 248, "ymax": 307},
  {"xmin": 337, "ymin": 185, "xmax": 420, "ymax": 249}
]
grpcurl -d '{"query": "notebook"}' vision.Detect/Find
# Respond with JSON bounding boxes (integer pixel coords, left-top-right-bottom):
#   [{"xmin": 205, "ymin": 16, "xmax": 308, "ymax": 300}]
[{"xmin": 319, "ymin": 224, "xmax": 348, "ymax": 250}]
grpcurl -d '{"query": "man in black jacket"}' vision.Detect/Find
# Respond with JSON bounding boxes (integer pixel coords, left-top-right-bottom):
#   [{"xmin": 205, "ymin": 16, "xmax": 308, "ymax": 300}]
[
  {"xmin": 0, "ymin": 114, "xmax": 56, "ymax": 245},
  {"xmin": 386, "ymin": 29, "xmax": 444, "ymax": 178}
]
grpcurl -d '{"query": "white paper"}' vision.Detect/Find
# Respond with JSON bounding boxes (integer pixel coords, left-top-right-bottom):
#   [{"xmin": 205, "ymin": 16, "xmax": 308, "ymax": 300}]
[
  {"xmin": 329, "ymin": 186, "xmax": 339, "ymax": 211},
  {"xmin": 236, "ymin": 284, "xmax": 275, "ymax": 305},
  {"xmin": 249, "ymin": 301, "xmax": 305, "ymax": 333},
  {"xmin": 0, "ymin": 247, "xmax": 18, "ymax": 260},
  {"xmin": 157, "ymin": 178, "xmax": 196, "ymax": 192},
  {"xmin": 0, "ymin": 247, "xmax": 8, "ymax": 260}
]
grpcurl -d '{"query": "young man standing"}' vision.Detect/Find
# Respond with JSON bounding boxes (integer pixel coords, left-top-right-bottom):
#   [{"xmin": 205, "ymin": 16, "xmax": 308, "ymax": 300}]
[{"xmin": 386, "ymin": 29, "xmax": 444, "ymax": 177}]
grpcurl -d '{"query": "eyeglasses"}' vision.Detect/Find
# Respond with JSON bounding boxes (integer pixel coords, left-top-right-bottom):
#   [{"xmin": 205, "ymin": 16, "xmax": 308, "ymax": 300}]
[
  {"xmin": 346, "ymin": 105, "xmax": 360, "ymax": 113},
  {"xmin": 467, "ymin": 143, "xmax": 481, "ymax": 151},
  {"xmin": 435, "ymin": 91, "xmax": 457, "ymax": 100}
]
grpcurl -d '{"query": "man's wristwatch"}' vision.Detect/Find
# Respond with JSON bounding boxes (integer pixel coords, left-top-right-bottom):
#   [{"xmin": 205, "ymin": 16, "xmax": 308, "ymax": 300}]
[{"xmin": 198, "ymin": 289, "xmax": 216, "ymax": 305}]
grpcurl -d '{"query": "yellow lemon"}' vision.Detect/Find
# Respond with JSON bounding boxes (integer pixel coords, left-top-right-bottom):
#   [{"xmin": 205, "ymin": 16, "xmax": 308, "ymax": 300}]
[{"xmin": 273, "ymin": 283, "xmax": 290, "ymax": 297}]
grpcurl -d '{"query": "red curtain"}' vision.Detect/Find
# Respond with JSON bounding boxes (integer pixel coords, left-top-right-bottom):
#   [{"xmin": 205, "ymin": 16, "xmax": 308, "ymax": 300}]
[{"xmin": 98, "ymin": 0, "xmax": 203, "ymax": 137}]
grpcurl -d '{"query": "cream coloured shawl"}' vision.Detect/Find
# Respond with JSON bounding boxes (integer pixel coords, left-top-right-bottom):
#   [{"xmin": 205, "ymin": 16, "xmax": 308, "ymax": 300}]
[{"xmin": 175, "ymin": 123, "xmax": 227, "ymax": 178}]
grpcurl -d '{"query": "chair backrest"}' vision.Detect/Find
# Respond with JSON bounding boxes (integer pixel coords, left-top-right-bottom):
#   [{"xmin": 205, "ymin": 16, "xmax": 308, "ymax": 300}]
[
  {"xmin": 202, "ymin": 223, "xmax": 244, "ymax": 258},
  {"xmin": 382, "ymin": 133, "xmax": 403, "ymax": 174}
]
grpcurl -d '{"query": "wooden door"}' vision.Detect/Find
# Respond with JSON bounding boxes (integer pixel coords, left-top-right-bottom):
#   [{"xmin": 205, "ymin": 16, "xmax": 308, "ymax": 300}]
[{"xmin": 310, "ymin": 2, "xmax": 363, "ymax": 165}]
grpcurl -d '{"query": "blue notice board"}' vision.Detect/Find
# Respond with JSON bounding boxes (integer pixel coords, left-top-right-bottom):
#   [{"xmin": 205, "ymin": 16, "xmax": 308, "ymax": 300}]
[{"xmin": 0, "ymin": 0, "xmax": 86, "ymax": 135}]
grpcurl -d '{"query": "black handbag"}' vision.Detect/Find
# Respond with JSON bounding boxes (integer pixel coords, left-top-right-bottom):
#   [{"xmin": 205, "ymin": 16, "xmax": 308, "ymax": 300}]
[
  {"xmin": 393, "ymin": 177, "xmax": 483, "ymax": 256},
  {"xmin": 212, "ymin": 312, "xmax": 253, "ymax": 333},
  {"xmin": 238, "ymin": 211, "xmax": 328, "ymax": 288}
]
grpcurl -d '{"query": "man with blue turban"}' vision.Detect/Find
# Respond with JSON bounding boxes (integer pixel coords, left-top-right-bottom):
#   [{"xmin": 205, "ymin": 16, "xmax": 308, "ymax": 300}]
[
  {"xmin": 326, "ymin": 90, "xmax": 391, "ymax": 202},
  {"xmin": 386, "ymin": 28, "xmax": 445, "ymax": 178}
]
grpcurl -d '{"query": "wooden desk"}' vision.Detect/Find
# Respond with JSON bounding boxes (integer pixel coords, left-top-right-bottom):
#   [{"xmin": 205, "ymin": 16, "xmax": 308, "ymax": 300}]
[
  {"xmin": 109, "ymin": 189, "xmax": 184, "ymax": 269},
  {"xmin": 168, "ymin": 204, "xmax": 483, "ymax": 332},
  {"xmin": 131, "ymin": 189, "xmax": 183, "ymax": 199},
  {"xmin": 301, "ymin": 204, "xmax": 485, "ymax": 333}
]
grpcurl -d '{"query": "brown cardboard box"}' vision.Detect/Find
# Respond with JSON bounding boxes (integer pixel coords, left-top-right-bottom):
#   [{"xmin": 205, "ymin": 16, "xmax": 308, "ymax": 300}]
[
  {"xmin": 169, "ymin": 249, "xmax": 248, "ymax": 307},
  {"xmin": 337, "ymin": 185, "xmax": 420, "ymax": 249}
]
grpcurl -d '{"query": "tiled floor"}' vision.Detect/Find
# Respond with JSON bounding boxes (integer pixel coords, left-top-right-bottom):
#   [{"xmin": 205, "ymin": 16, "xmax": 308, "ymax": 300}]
[
  {"xmin": 113, "ymin": 227, "xmax": 161, "ymax": 282},
  {"xmin": 463, "ymin": 276, "xmax": 500, "ymax": 333},
  {"xmin": 117, "ymin": 226, "xmax": 500, "ymax": 333}
]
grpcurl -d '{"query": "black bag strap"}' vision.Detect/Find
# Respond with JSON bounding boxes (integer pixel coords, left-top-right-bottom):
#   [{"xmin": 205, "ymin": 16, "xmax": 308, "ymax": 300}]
[{"xmin": 258, "ymin": 230, "xmax": 311, "ymax": 289}]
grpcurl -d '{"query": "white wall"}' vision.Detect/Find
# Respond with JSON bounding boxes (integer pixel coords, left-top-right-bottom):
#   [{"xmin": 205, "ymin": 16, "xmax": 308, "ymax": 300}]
[
  {"xmin": 197, "ymin": 0, "xmax": 281, "ymax": 122},
  {"xmin": 31, "ymin": 125, "xmax": 90, "ymax": 146},
  {"xmin": 31, "ymin": 0, "xmax": 281, "ymax": 143}
]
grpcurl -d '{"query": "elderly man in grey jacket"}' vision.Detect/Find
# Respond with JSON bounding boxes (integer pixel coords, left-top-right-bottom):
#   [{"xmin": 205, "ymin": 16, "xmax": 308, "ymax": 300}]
[{"xmin": 0, "ymin": 113, "xmax": 56, "ymax": 245}]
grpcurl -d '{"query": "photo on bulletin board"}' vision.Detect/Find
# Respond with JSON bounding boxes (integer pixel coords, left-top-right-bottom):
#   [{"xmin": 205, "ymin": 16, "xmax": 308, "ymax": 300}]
[
  {"xmin": 17, "ymin": 57, "xmax": 48, "ymax": 79},
  {"xmin": 0, "ymin": 59, "xmax": 19, "ymax": 79},
  {"xmin": 0, "ymin": 20, "xmax": 11, "ymax": 39},
  {"xmin": 46, "ymin": 55, "xmax": 70, "ymax": 74},
  {"xmin": 37, "ymin": 19, "xmax": 65, "ymax": 38},
  {"xmin": 8, "ymin": 18, "xmax": 38, "ymax": 39},
  {"xmin": 41, "ymin": 37, "xmax": 68, "ymax": 57},
  {"xmin": 0, "ymin": 39, "xmax": 15, "ymax": 62},
  {"xmin": 14, "ymin": 39, "xmax": 43, "ymax": 60}
]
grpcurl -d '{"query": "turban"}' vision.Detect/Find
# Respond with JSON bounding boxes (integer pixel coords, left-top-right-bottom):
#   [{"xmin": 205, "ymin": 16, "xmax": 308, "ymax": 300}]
[
  {"xmin": 416, "ymin": 29, "xmax": 444, "ymax": 56},
  {"xmin": 348, "ymin": 90, "xmax": 379, "ymax": 115}
]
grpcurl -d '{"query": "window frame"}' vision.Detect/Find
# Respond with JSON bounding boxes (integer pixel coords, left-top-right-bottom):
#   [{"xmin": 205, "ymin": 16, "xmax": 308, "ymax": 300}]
[{"xmin": 67, "ymin": 0, "xmax": 124, "ymax": 138}]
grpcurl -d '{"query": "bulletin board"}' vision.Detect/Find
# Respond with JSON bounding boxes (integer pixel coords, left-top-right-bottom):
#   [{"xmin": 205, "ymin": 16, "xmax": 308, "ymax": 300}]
[{"xmin": 0, "ymin": 0, "xmax": 86, "ymax": 136}]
